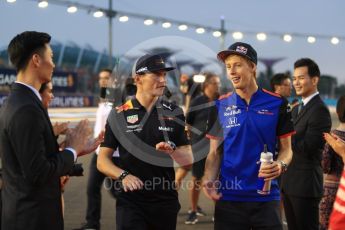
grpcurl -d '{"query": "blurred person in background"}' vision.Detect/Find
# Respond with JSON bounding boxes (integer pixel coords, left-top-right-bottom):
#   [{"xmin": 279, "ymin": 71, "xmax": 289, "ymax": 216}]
[
  {"xmin": 39, "ymin": 81, "xmax": 70, "ymax": 216},
  {"xmin": 319, "ymin": 95, "xmax": 345, "ymax": 230},
  {"xmin": 175, "ymin": 72, "xmax": 220, "ymax": 224},
  {"xmin": 179, "ymin": 74, "xmax": 190, "ymax": 110},
  {"xmin": 324, "ymin": 129, "xmax": 345, "ymax": 230},
  {"xmin": 179, "ymin": 74, "xmax": 201, "ymax": 112},
  {"xmin": 121, "ymin": 77, "xmax": 137, "ymax": 103},
  {"xmin": 76, "ymin": 68, "xmax": 120, "ymax": 230},
  {"xmin": 270, "ymin": 72, "xmax": 292, "ymax": 220},
  {"xmin": 39, "ymin": 81, "xmax": 69, "ymax": 137},
  {"xmin": 270, "ymin": 73, "xmax": 292, "ymax": 98}
]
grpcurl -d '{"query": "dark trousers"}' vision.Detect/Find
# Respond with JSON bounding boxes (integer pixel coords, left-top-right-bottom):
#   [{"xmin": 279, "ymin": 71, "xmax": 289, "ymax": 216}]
[
  {"xmin": 214, "ymin": 200, "xmax": 282, "ymax": 230},
  {"xmin": 283, "ymin": 194, "xmax": 320, "ymax": 230},
  {"xmin": 116, "ymin": 198, "xmax": 180, "ymax": 230},
  {"xmin": 86, "ymin": 154, "xmax": 120, "ymax": 227},
  {"xmin": 0, "ymin": 196, "xmax": 1, "ymax": 230},
  {"xmin": 85, "ymin": 154, "xmax": 106, "ymax": 227}
]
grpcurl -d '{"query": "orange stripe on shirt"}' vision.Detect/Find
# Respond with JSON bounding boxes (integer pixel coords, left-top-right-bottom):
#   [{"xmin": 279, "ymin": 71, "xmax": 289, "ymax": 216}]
[
  {"xmin": 206, "ymin": 134, "xmax": 223, "ymax": 140},
  {"xmin": 262, "ymin": 88, "xmax": 281, "ymax": 98}
]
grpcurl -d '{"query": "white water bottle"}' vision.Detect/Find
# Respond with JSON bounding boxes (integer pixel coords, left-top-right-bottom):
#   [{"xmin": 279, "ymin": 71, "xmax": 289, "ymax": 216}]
[{"xmin": 257, "ymin": 144, "xmax": 273, "ymax": 195}]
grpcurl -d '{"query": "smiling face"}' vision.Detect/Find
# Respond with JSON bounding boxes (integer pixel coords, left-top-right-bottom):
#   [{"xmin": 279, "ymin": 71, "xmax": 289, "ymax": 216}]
[
  {"xmin": 224, "ymin": 55, "xmax": 257, "ymax": 92},
  {"xmin": 293, "ymin": 66, "xmax": 318, "ymax": 98}
]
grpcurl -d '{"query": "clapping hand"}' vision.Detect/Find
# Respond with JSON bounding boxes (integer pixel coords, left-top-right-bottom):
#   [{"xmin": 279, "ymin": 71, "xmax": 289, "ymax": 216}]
[
  {"xmin": 324, "ymin": 132, "xmax": 345, "ymax": 163},
  {"xmin": 78, "ymin": 131, "xmax": 104, "ymax": 157},
  {"xmin": 65, "ymin": 119, "xmax": 92, "ymax": 157},
  {"xmin": 53, "ymin": 121, "xmax": 70, "ymax": 136}
]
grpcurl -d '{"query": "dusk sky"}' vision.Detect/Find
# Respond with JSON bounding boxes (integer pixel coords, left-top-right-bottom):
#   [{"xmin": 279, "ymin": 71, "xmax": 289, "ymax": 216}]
[{"xmin": 1, "ymin": 0, "xmax": 345, "ymax": 83}]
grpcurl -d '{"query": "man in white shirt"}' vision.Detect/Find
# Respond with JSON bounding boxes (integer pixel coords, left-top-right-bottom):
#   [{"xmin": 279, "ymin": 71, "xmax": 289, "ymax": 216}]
[{"xmin": 77, "ymin": 69, "xmax": 118, "ymax": 230}]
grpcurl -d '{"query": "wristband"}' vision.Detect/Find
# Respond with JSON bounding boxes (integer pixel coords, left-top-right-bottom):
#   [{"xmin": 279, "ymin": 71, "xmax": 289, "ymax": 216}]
[
  {"xmin": 167, "ymin": 141, "xmax": 176, "ymax": 150},
  {"xmin": 118, "ymin": 170, "xmax": 129, "ymax": 181},
  {"xmin": 278, "ymin": 160, "xmax": 288, "ymax": 173}
]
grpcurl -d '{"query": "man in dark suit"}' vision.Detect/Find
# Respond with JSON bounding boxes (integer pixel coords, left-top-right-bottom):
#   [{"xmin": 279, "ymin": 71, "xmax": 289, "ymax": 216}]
[
  {"xmin": 281, "ymin": 58, "xmax": 332, "ymax": 230},
  {"xmin": 0, "ymin": 31, "xmax": 98, "ymax": 230}
]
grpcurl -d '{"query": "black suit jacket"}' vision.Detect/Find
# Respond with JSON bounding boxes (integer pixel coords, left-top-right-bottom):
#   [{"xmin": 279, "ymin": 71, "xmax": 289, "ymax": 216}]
[
  {"xmin": 282, "ymin": 94, "xmax": 331, "ymax": 198},
  {"xmin": 0, "ymin": 83, "xmax": 74, "ymax": 230}
]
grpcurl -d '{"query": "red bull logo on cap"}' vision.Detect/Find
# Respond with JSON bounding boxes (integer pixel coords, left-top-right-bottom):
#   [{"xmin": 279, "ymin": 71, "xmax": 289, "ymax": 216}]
[{"xmin": 236, "ymin": 46, "xmax": 248, "ymax": 54}]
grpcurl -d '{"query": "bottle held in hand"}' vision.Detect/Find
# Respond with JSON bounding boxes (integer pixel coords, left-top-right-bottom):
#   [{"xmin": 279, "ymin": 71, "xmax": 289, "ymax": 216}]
[{"xmin": 257, "ymin": 144, "xmax": 273, "ymax": 195}]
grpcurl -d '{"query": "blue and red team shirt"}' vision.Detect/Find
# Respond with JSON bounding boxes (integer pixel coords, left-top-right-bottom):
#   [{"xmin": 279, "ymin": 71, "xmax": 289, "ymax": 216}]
[{"xmin": 206, "ymin": 88, "xmax": 295, "ymax": 202}]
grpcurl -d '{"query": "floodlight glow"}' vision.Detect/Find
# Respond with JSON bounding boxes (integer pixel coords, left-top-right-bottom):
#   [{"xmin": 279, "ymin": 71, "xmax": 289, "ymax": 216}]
[
  {"xmin": 307, "ymin": 36, "xmax": 316, "ymax": 43},
  {"xmin": 196, "ymin": 28, "xmax": 205, "ymax": 34},
  {"xmin": 38, "ymin": 1, "xmax": 48, "ymax": 8},
  {"xmin": 283, "ymin": 34, "xmax": 292, "ymax": 42},
  {"xmin": 7, "ymin": 0, "xmax": 16, "ymax": 3},
  {"xmin": 193, "ymin": 74, "xmax": 206, "ymax": 83},
  {"xmin": 93, "ymin": 10, "xmax": 103, "ymax": 18},
  {"xmin": 144, "ymin": 19, "xmax": 154, "ymax": 26},
  {"xmin": 256, "ymin": 33, "xmax": 267, "ymax": 41},
  {"xmin": 67, "ymin": 6, "xmax": 77, "ymax": 13},
  {"xmin": 119, "ymin": 16, "xmax": 129, "ymax": 22},
  {"xmin": 213, "ymin": 31, "xmax": 222, "ymax": 37},
  {"xmin": 178, "ymin": 24, "xmax": 188, "ymax": 31},
  {"xmin": 331, "ymin": 37, "xmax": 339, "ymax": 45},
  {"xmin": 162, "ymin": 22, "xmax": 171, "ymax": 28},
  {"xmin": 232, "ymin": 32, "xmax": 243, "ymax": 40}
]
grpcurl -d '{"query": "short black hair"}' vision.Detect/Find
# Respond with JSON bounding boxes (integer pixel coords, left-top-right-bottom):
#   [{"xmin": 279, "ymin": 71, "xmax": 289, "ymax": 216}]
[
  {"xmin": 99, "ymin": 68, "xmax": 112, "ymax": 74},
  {"xmin": 39, "ymin": 82, "xmax": 49, "ymax": 94},
  {"xmin": 7, "ymin": 31, "xmax": 51, "ymax": 71},
  {"xmin": 294, "ymin": 58, "xmax": 320, "ymax": 78},
  {"xmin": 270, "ymin": 73, "xmax": 290, "ymax": 91},
  {"xmin": 337, "ymin": 95, "xmax": 345, "ymax": 123}
]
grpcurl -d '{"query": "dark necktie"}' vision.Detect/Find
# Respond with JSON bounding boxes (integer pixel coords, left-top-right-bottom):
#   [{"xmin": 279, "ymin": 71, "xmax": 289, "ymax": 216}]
[{"xmin": 298, "ymin": 102, "xmax": 304, "ymax": 114}]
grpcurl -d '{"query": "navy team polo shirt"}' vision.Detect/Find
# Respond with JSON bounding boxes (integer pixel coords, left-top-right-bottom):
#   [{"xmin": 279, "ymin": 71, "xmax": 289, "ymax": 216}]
[
  {"xmin": 207, "ymin": 88, "xmax": 295, "ymax": 202},
  {"xmin": 101, "ymin": 98, "xmax": 189, "ymax": 203}
]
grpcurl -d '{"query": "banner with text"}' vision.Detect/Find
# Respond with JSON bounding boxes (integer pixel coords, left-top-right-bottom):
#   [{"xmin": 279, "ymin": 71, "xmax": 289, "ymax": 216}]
[{"xmin": 0, "ymin": 68, "xmax": 78, "ymax": 92}]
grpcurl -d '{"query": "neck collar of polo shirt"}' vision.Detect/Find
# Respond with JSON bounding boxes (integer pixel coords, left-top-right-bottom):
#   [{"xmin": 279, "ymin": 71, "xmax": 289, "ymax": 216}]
[{"xmin": 131, "ymin": 97, "xmax": 171, "ymax": 112}]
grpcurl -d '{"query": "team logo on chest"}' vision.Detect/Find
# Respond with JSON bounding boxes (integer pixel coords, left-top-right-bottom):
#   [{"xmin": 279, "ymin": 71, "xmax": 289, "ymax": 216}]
[
  {"xmin": 228, "ymin": 117, "xmax": 238, "ymax": 125},
  {"xmin": 257, "ymin": 109, "xmax": 274, "ymax": 115},
  {"xmin": 225, "ymin": 116, "xmax": 241, "ymax": 128},
  {"xmin": 127, "ymin": 114, "xmax": 139, "ymax": 124},
  {"xmin": 224, "ymin": 109, "xmax": 241, "ymax": 116}
]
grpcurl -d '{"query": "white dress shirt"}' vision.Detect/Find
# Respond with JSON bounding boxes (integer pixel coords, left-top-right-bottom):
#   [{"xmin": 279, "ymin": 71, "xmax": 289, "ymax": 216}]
[{"xmin": 94, "ymin": 102, "xmax": 119, "ymax": 157}]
